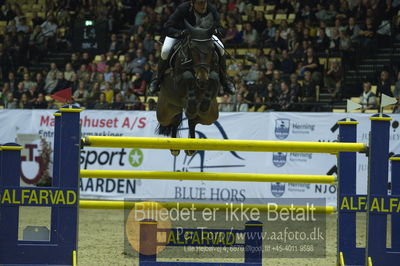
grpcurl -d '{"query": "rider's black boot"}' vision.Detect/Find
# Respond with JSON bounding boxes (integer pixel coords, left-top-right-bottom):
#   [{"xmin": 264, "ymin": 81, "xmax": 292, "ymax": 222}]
[
  {"xmin": 219, "ymin": 54, "xmax": 236, "ymax": 95},
  {"xmin": 149, "ymin": 59, "xmax": 168, "ymax": 94}
]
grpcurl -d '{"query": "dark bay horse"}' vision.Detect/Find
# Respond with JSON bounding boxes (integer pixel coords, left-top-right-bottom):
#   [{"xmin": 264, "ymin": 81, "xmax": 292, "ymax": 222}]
[{"xmin": 156, "ymin": 17, "xmax": 220, "ymax": 156}]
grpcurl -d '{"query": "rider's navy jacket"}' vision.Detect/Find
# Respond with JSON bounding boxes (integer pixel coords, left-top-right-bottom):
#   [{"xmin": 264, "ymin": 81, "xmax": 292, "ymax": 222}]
[{"xmin": 164, "ymin": 1, "xmax": 224, "ymax": 39}]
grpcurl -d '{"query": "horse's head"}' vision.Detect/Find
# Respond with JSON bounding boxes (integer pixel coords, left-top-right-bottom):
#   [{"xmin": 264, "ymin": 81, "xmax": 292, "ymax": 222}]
[{"xmin": 184, "ymin": 18, "xmax": 216, "ymax": 86}]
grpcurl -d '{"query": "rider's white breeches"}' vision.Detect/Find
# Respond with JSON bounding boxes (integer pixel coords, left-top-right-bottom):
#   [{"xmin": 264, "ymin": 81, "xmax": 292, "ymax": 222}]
[{"xmin": 161, "ymin": 35, "xmax": 224, "ymax": 60}]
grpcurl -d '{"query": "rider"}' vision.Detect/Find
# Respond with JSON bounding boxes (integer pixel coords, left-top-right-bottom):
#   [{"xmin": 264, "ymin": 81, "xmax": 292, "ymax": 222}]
[{"xmin": 148, "ymin": 0, "xmax": 236, "ymax": 95}]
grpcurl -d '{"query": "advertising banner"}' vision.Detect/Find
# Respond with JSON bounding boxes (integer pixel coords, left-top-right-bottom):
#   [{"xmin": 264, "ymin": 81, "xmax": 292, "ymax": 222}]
[{"xmin": 1, "ymin": 110, "xmax": 399, "ymax": 206}]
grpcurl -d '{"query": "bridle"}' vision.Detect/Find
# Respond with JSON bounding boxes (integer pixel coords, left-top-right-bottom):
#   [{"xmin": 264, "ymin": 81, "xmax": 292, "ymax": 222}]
[{"xmin": 186, "ymin": 36, "xmax": 215, "ymax": 74}]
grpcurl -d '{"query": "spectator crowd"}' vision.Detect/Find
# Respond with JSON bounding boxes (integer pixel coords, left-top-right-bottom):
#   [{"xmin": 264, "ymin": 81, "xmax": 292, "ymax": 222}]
[{"xmin": 0, "ymin": 0, "xmax": 400, "ymax": 113}]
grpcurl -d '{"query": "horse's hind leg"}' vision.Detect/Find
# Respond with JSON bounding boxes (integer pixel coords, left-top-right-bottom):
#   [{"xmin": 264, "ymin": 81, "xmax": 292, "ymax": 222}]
[
  {"xmin": 170, "ymin": 113, "xmax": 182, "ymax": 156},
  {"xmin": 185, "ymin": 118, "xmax": 198, "ymax": 156}
]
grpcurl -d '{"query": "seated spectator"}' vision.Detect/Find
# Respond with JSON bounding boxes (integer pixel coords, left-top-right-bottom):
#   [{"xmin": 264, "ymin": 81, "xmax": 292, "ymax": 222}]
[
  {"xmin": 243, "ymin": 64, "xmax": 261, "ymax": 84},
  {"xmin": 264, "ymin": 61, "xmax": 274, "ymax": 81},
  {"xmin": 33, "ymin": 93, "xmax": 48, "ymax": 109},
  {"xmin": 87, "ymin": 83, "xmax": 101, "ymax": 109},
  {"xmin": 94, "ymin": 93, "xmax": 110, "ymax": 110},
  {"xmin": 240, "ymin": 84, "xmax": 255, "ymax": 108},
  {"xmin": 4, "ymin": 92, "xmax": 17, "ymax": 109},
  {"xmin": 219, "ymin": 94, "xmax": 234, "ymax": 112},
  {"xmin": 64, "ymin": 63, "xmax": 76, "ymax": 81},
  {"xmin": 95, "ymin": 72, "xmax": 106, "ymax": 86},
  {"xmin": 279, "ymin": 20, "xmax": 291, "ymax": 41},
  {"xmin": 22, "ymin": 73, "xmax": 37, "ymax": 91},
  {"xmin": 77, "ymin": 64, "xmax": 91, "ymax": 83},
  {"xmin": 142, "ymin": 63, "xmax": 153, "ymax": 84},
  {"xmin": 73, "ymin": 81, "xmax": 89, "ymax": 106},
  {"xmin": 110, "ymin": 93, "xmax": 125, "ymax": 110},
  {"xmin": 101, "ymin": 82, "xmax": 114, "ymax": 104},
  {"xmin": 299, "ymin": 71, "xmax": 317, "ymax": 110},
  {"xmin": 249, "ymin": 96, "xmax": 266, "ymax": 112},
  {"xmin": 46, "ymin": 63, "xmax": 61, "ymax": 84},
  {"xmin": 300, "ymin": 48, "xmax": 322, "ymax": 85},
  {"xmin": 264, "ymin": 83, "xmax": 277, "ymax": 109},
  {"xmin": 45, "ymin": 72, "xmax": 58, "ymax": 94},
  {"xmin": 106, "ymin": 51, "xmax": 119, "ymax": 67},
  {"xmin": 52, "ymin": 72, "xmax": 70, "ymax": 94},
  {"xmin": 121, "ymin": 87, "xmax": 137, "ymax": 103},
  {"xmin": 243, "ymin": 23, "xmax": 258, "ymax": 47},
  {"xmin": 235, "ymin": 94, "xmax": 249, "ymax": 112},
  {"xmin": 132, "ymin": 72, "xmax": 146, "ymax": 96},
  {"xmin": 26, "ymin": 85, "xmax": 39, "ymax": 103},
  {"xmin": 132, "ymin": 49, "xmax": 147, "ymax": 73},
  {"xmin": 254, "ymin": 72, "xmax": 268, "ymax": 98},
  {"xmin": 324, "ymin": 60, "xmax": 342, "ymax": 100},
  {"xmin": 271, "ymin": 70, "xmax": 283, "ymax": 94},
  {"xmin": 16, "ymin": 16, "xmax": 29, "ymax": 33},
  {"xmin": 315, "ymin": 28, "xmax": 330, "ymax": 52},
  {"xmin": 103, "ymin": 65, "xmax": 114, "ymax": 82},
  {"xmin": 377, "ymin": 70, "xmax": 393, "ymax": 97},
  {"xmin": 268, "ymin": 49, "xmax": 281, "ymax": 69},
  {"xmin": 270, "ymin": 29, "xmax": 287, "ymax": 52},
  {"xmin": 223, "ymin": 22, "xmax": 240, "ymax": 44},
  {"xmin": 115, "ymin": 72, "xmax": 131, "ymax": 92},
  {"xmin": 132, "ymin": 97, "xmax": 145, "ymax": 110},
  {"xmin": 7, "ymin": 72, "xmax": 18, "ymax": 91},
  {"xmin": 316, "ymin": 3, "xmax": 337, "ymax": 23},
  {"xmin": 261, "ymin": 20, "xmax": 276, "ymax": 45},
  {"xmin": 0, "ymin": 4, "xmax": 14, "ymax": 21},
  {"xmin": 13, "ymin": 82, "xmax": 25, "ymax": 100},
  {"xmin": 288, "ymin": 74, "xmax": 302, "ymax": 101},
  {"xmin": 280, "ymin": 50, "xmax": 296, "ymax": 77},
  {"xmin": 108, "ymin": 33, "xmax": 121, "ymax": 54},
  {"xmin": 329, "ymin": 28, "xmax": 340, "ymax": 52},
  {"xmin": 278, "ymin": 81, "xmax": 295, "ymax": 111},
  {"xmin": 143, "ymin": 33, "xmax": 155, "ymax": 55},
  {"xmin": 19, "ymin": 93, "xmax": 32, "ymax": 109},
  {"xmin": 35, "ymin": 73, "xmax": 45, "ymax": 93},
  {"xmin": 287, "ymin": 30, "xmax": 300, "ymax": 55},
  {"xmin": 360, "ymin": 81, "xmax": 377, "ymax": 112},
  {"xmin": 97, "ymin": 55, "xmax": 107, "ymax": 73}
]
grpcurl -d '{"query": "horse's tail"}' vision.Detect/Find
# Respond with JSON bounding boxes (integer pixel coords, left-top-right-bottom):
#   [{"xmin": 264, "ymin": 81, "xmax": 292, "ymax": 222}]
[{"xmin": 155, "ymin": 113, "xmax": 182, "ymax": 137}]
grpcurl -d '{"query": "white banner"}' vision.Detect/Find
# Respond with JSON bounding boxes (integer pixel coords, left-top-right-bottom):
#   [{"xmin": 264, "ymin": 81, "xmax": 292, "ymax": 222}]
[{"xmin": 1, "ymin": 110, "xmax": 399, "ymax": 206}]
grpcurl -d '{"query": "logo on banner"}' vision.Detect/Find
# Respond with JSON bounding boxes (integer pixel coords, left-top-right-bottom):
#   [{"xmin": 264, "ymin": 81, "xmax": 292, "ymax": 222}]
[
  {"xmin": 129, "ymin": 149, "xmax": 143, "ymax": 167},
  {"xmin": 275, "ymin": 119, "xmax": 290, "ymax": 139},
  {"xmin": 271, "ymin": 182, "xmax": 285, "ymax": 197},
  {"xmin": 173, "ymin": 120, "xmax": 245, "ymax": 172},
  {"xmin": 272, "ymin": 152, "xmax": 287, "ymax": 167}
]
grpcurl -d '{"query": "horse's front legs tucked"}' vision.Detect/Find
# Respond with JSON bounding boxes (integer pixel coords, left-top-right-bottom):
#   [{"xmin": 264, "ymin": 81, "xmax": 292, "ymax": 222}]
[
  {"xmin": 199, "ymin": 71, "xmax": 219, "ymax": 115},
  {"xmin": 170, "ymin": 113, "xmax": 182, "ymax": 156},
  {"xmin": 185, "ymin": 118, "xmax": 197, "ymax": 156},
  {"xmin": 182, "ymin": 71, "xmax": 198, "ymax": 119}
]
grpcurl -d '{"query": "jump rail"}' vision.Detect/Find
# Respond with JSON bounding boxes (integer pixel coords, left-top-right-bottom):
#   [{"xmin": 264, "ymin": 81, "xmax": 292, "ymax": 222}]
[
  {"xmin": 82, "ymin": 136, "xmax": 368, "ymax": 154},
  {"xmin": 80, "ymin": 170, "xmax": 336, "ymax": 184}
]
